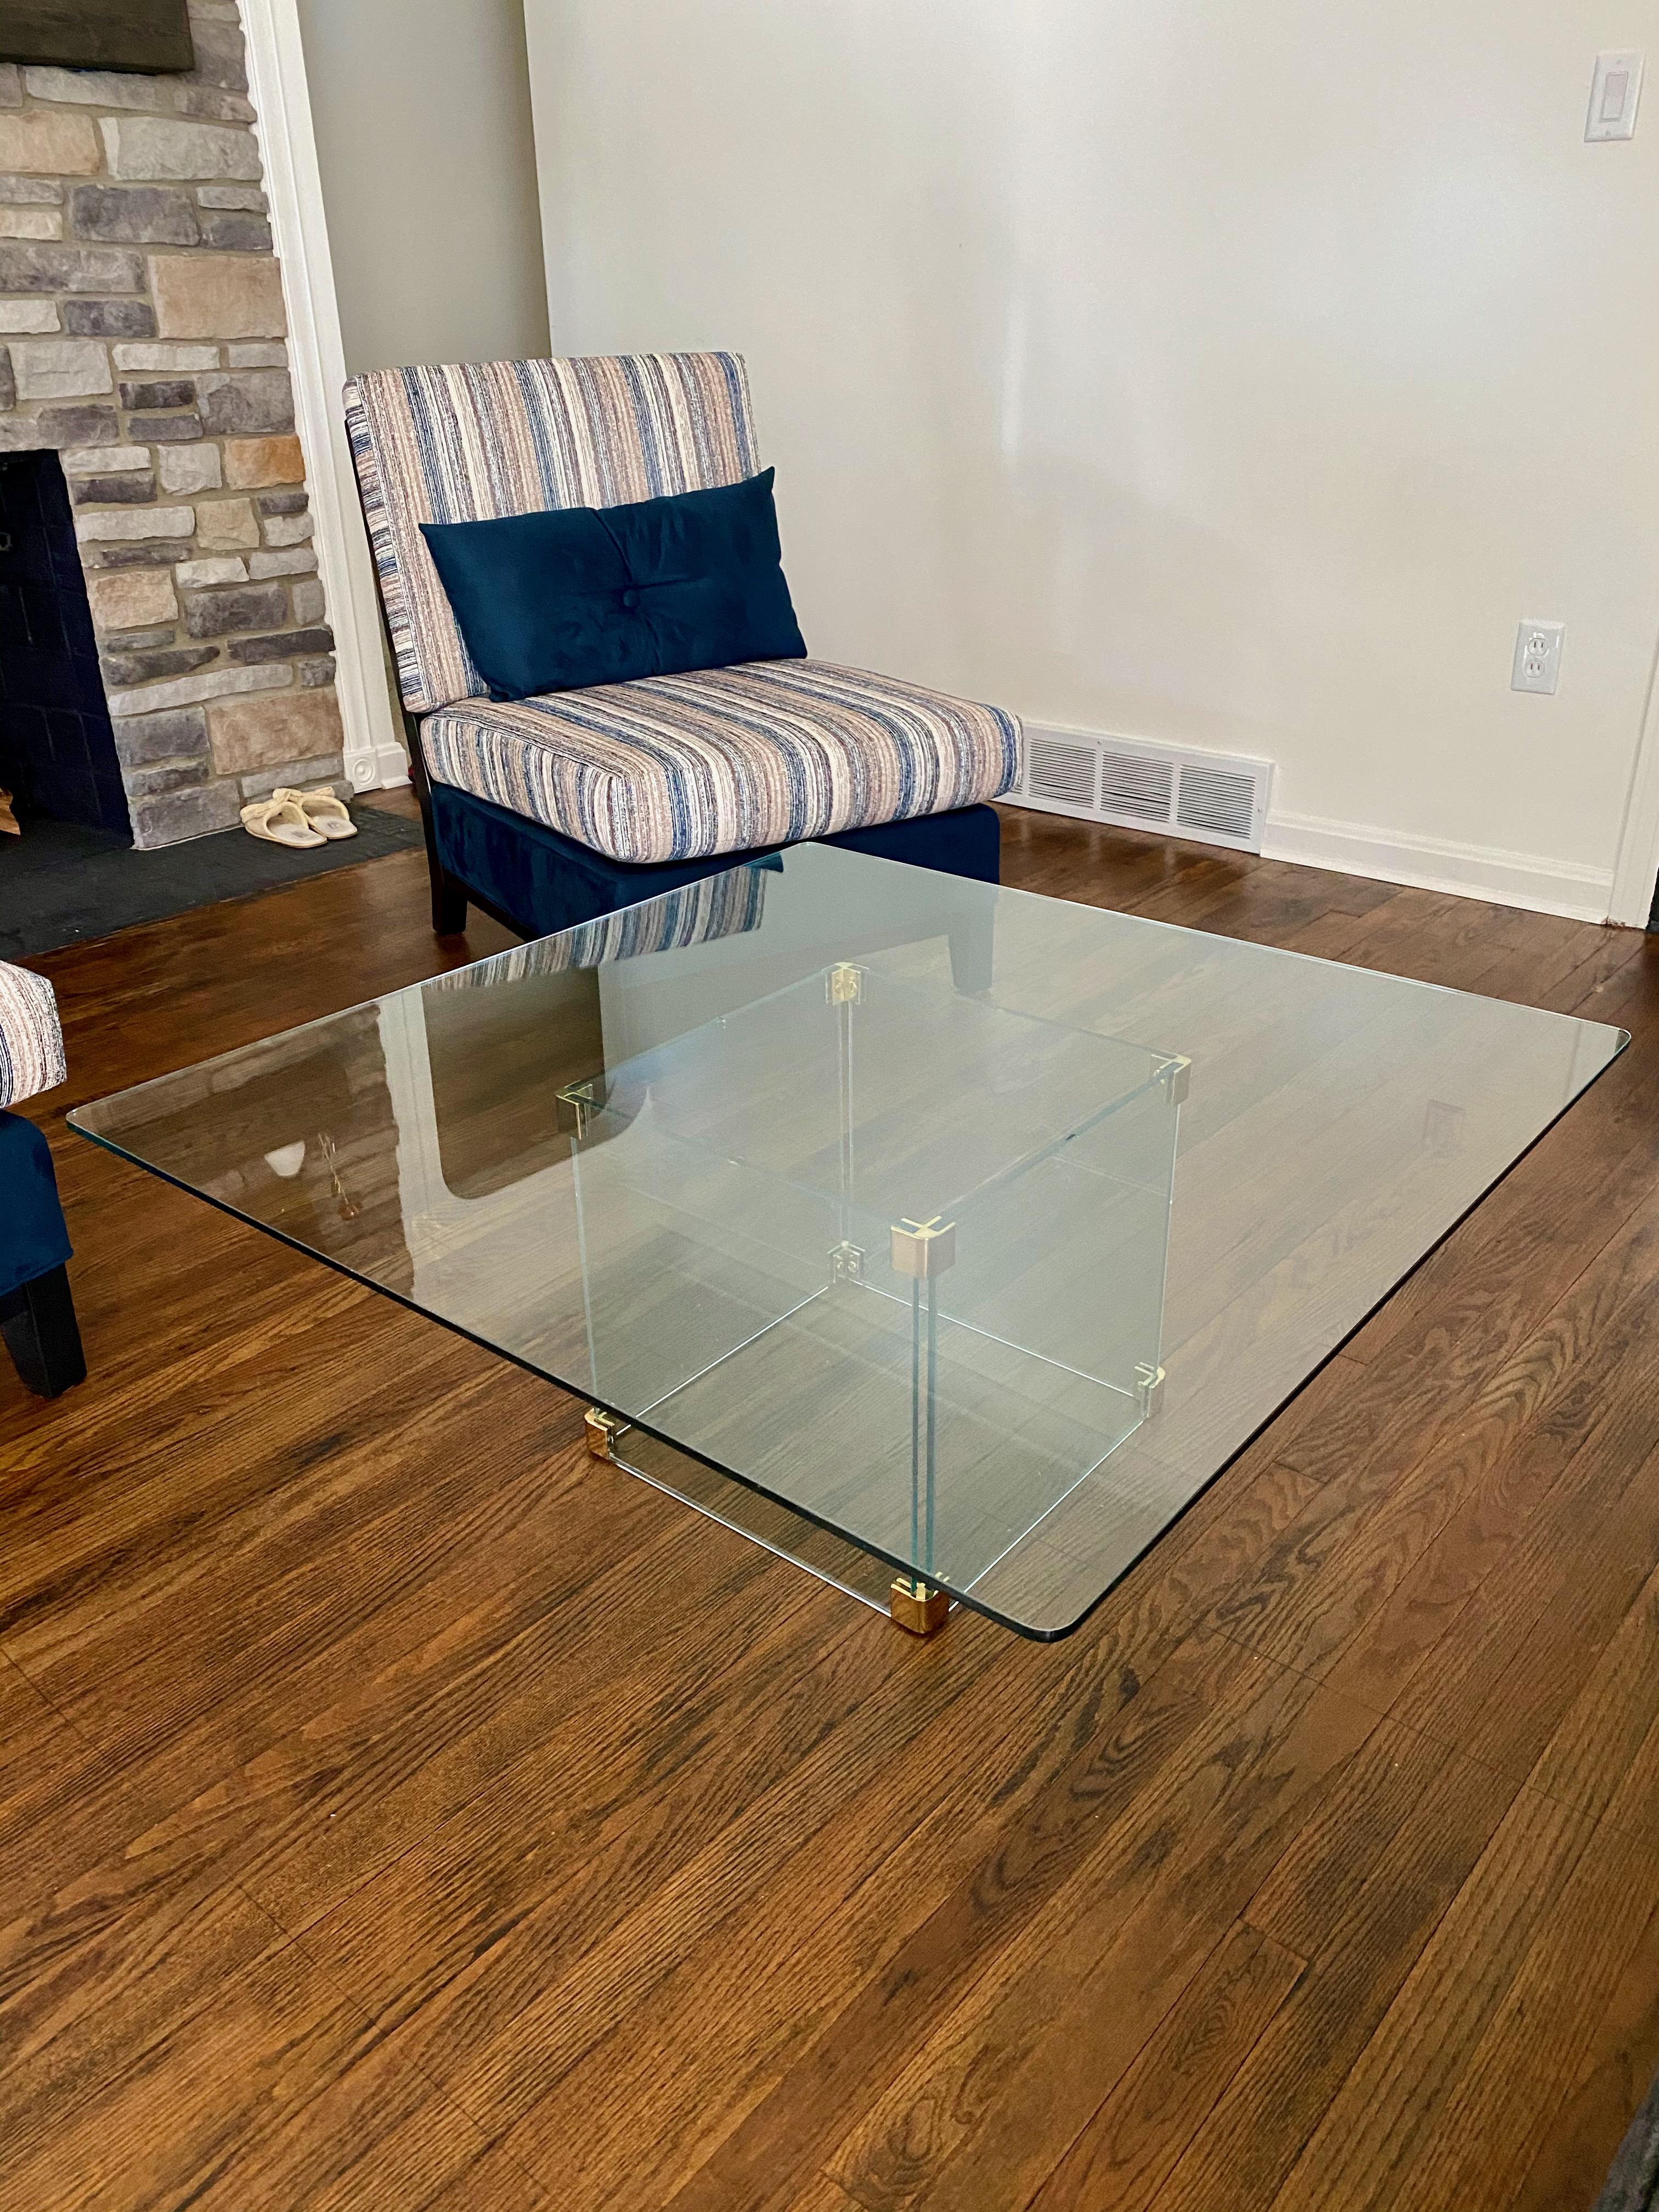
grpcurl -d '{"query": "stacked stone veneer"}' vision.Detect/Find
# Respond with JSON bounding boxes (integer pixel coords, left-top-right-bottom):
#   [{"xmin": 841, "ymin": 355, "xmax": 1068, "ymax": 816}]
[{"xmin": 0, "ymin": 2, "xmax": 345, "ymax": 849}]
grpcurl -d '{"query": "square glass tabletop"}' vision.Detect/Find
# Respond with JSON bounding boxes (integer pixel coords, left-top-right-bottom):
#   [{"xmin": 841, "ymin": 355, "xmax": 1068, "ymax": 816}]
[{"xmin": 69, "ymin": 842, "xmax": 1627, "ymax": 1638}]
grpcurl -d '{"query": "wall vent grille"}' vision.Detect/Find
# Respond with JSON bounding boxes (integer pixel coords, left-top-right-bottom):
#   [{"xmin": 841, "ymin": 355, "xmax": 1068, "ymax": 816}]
[
  {"xmin": 1028, "ymin": 734, "xmax": 1099, "ymax": 810},
  {"xmin": 1013, "ymin": 725, "xmax": 1273, "ymax": 854}
]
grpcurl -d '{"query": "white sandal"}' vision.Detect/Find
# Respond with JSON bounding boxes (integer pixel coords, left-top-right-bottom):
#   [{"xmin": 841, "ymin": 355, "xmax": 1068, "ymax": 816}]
[
  {"xmin": 241, "ymin": 794, "xmax": 325, "ymax": 849},
  {"xmin": 276, "ymin": 785, "xmax": 358, "ymax": 841}
]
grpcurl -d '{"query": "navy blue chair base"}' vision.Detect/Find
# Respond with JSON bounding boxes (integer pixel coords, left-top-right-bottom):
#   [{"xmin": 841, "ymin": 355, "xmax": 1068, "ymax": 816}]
[
  {"xmin": 420, "ymin": 779, "xmax": 1003, "ymax": 945},
  {"xmin": 1, "ymin": 1263, "xmax": 85, "ymax": 1399},
  {"xmin": 1, "ymin": 1107, "xmax": 84, "ymax": 1397}
]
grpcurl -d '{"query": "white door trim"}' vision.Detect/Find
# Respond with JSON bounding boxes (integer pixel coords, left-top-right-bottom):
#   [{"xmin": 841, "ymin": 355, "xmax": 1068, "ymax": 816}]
[
  {"xmin": 1609, "ymin": 628, "xmax": 1659, "ymax": 928},
  {"xmin": 240, "ymin": 0, "xmax": 407, "ymax": 792}
]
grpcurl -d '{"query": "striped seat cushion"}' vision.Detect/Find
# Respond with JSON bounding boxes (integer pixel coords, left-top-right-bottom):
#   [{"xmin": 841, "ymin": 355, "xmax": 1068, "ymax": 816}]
[
  {"xmin": 346, "ymin": 353, "xmax": 760, "ymax": 715},
  {"xmin": 419, "ymin": 659, "xmax": 1022, "ymax": 867},
  {"xmin": 0, "ymin": 961, "xmax": 65, "ymax": 1108}
]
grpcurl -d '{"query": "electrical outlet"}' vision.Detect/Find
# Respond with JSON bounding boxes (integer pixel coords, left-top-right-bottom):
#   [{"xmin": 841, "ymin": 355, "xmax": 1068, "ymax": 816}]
[{"xmin": 1512, "ymin": 620, "xmax": 1564, "ymax": 696}]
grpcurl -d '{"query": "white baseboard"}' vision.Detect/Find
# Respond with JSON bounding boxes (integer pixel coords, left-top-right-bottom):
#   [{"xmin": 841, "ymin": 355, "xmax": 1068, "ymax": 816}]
[
  {"xmin": 364, "ymin": 734, "xmax": 413, "ymax": 791},
  {"xmin": 1262, "ymin": 809, "xmax": 1615, "ymax": 924}
]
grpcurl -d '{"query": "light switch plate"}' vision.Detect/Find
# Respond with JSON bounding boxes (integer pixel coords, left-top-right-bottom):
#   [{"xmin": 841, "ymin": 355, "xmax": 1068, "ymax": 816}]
[
  {"xmin": 1513, "ymin": 620, "xmax": 1565, "ymax": 696},
  {"xmin": 1587, "ymin": 50, "xmax": 1643, "ymax": 141}
]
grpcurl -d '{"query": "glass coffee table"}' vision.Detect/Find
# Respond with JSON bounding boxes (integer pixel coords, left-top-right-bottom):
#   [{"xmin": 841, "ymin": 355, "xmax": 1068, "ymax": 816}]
[{"xmin": 70, "ymin": 843, "xmax": 1627, "ymax": 1639}]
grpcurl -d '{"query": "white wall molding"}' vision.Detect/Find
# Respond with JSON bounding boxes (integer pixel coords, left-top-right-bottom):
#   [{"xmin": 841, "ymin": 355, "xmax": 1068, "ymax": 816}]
[
  {"xmin": 1607, "ymin": 628, "xmax": 1659, "ymax": 928},
  {"xmin": 240, "ymin": 0, "xmax": 408, "ymax": 793},
  {"xmin": 1262, "ymin": 809, "xmax": 1615, "ymax": 924}
]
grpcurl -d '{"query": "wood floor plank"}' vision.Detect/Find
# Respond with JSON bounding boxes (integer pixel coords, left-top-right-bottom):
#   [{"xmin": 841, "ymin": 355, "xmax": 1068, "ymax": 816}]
[
  {"xmin": 0, "ymin": 1677, "xmax": 283, "ymax": 2179},
  {"xmin": 1509, "ymin": 1887, "xmax": 1659, "ymax": 2212},
  {"xmin": 1223, "ymin": 1184, "xmax": 1659, "ymax": 1704},
  {"xmin": 0, "ymin": 1933, "xmax": 540, "ymax": 2212},
  {"xmin": 1314, "ymin": 1234, "xmax": 1659, "ymax": 1723},
  {"xmin": 788, "ymin": 2178, "xmax": 873, "ymax": 2212},
  {"xmin": 1384, "ymin": 1818, "xmax": 1655, "ymax": 2212},
  {"xmin": 1533, "ymin": 1560, "xmax": 1659, "ymax": 1839},
  {"xmin": 293, "ymin": 1582, "xmax": 899, "ymax": 2098},
  {"xmin": 701, "ymin": 1652, "xmax": 1376, "ymax": 2212},
  {"xmin": 1266, "ymin": 1788, "xmax": 1605, "ymax": 2212},
  {"xmin": 1029, "ymin": 1918, "xmax": 1305, "ymax": 2211},
  {"xmin": 1474, "ymin": 921, "xmax": 1643, "ymax": 1014},
  {"xmin": 2, "ymin": 1308, "xmax": 514, "ymax": 1660},
  {"xmin": 1153, "ymin": 1737, "xmax": 1531, "ymax": 2212},
  {"xmin": 1385, "ymin": 1435, "xmax": 1659, "ymax": 1787},
  {"xmin": 640, "ymin": 1632, "xmax": 1272, "ymax": 2212}
]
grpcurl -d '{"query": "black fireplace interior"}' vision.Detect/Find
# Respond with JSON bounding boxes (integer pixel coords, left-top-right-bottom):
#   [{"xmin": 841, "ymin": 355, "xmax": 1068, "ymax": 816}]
[{"xmin": 0, "ymin": 450, "xmax": 132, "ymax": 840}]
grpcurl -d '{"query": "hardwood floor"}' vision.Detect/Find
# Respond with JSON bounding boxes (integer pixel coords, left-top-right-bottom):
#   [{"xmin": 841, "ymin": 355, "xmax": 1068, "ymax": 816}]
[{"xmin": 2, "ymin": 797, "xmax": 1657, "ymax": 2210}]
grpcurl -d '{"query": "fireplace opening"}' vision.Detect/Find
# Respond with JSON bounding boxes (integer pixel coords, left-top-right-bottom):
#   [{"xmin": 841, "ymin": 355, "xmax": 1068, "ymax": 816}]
[{"xmin": 0, "ymin": 450, "xmax": 132, "ymax": 843}]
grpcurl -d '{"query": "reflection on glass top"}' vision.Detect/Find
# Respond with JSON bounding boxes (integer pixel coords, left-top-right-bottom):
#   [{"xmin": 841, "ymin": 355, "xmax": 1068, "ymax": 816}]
[{"xmin": 70, "ymin": 843, "xmax": 1627, "ymax": 1637}]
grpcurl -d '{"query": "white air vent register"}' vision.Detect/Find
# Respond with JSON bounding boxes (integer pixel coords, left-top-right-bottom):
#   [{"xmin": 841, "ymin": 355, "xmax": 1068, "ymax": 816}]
[{"xmin": 1015, "ymin": 725, "xmax": 1274, "ymax": 854}]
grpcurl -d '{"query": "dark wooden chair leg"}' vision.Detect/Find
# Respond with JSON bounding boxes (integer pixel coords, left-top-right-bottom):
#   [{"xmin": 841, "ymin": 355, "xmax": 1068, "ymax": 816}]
[
  {"xmin": 396, "ymin": 688, "xmax": 467, "ymax": 935},
  {"xmin": 0, "ymin": 1264, "xmax": 86, "ymax": 1398},
  {"xmin": 431, "ymin": 867, "xmax": 469, "ymax": 936}
]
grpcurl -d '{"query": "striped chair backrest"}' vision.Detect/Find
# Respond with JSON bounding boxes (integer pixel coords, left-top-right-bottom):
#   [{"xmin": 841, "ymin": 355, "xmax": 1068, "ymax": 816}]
[
  {"xmin": 0, "ymin": 960, "xmax": 65, "ymax": 1109},
  {"xmin": 345, "ymin": 353, "xmax": 760, "ymax": 715}
]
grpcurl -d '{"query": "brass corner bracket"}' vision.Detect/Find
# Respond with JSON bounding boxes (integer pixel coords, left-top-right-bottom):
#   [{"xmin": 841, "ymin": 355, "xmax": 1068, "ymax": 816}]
[
  {"xmin": 584, "ymin": 1405, "xmax": 628, "ymax": 1460},
  {"xmin": 891, "ymin": 1215, "xmax": 957, "ymax": 1279},
  {"xmin": 890, "ymin": 1576, "xmax": 951, "ymax": 1635},
  {"xmin": 827, "ymin": 962, "xmax": 864, "ymax": 1005},
  {"xmin": 557, "ymin": 1077, "xmax": 607, "ymax": 1141}
]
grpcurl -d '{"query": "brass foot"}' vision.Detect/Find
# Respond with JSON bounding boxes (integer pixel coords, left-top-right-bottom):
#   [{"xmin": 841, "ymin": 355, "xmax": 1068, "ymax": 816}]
[
  {"xmin": 890, "ymin": 1577, "xmax": 951, "ymax": 1635},
  {"xmin": 584, "ymin": 1406, "xmax": 625, "ymax": 1460}
]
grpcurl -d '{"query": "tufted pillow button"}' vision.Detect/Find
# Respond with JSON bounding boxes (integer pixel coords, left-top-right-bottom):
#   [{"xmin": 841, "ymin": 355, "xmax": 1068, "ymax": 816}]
[{"xmin": 620, "ymin": 587, "xmax": 641, "ymax": 610}]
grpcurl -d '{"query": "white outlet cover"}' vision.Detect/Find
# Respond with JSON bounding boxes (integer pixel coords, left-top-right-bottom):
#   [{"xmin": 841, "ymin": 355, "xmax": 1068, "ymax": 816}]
[
  {"xmin": 1588, "ymin": 50, "xmax": 1644, "ymax": 141},
  {"xmin": 1512, "ymin": 619, "xmax": 1565, "ymax": 696}
]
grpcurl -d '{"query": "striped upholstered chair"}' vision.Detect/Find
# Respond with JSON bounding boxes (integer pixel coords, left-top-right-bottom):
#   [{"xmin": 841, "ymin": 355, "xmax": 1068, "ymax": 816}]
[
  {"xmin": 0, "ymin": 962, "xmax": 85, "ymax": 1398},
  {"xmin": 346, "ymin": 353, "xmax": 1021, "ymax": 940}
]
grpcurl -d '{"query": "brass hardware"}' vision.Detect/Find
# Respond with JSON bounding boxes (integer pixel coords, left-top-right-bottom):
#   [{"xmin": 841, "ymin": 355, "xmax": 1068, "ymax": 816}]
[
  {"xmin": 556, "ymin": 1077, "xmax": 606, "ymax": 1139},
  {"xmin": 584, "ymin": 1406, "xmax": 627, "ymax": 1460},
  {"xmin": 1160, "ymin": 1056, "xmax": 1191, "ymax": 1107},
  {"xmin": 890, "ymin": 1577, "xmax": 951, "ymax": 1635},
  {"xmin": 830, "ymin": 1240, "xmax": 866, "ymax": 1283},
  {"xmin": 1135, "ymin": 1362, "xmax": 1166, "ymax": 1418},
  {"xmin": 827, "ymin": 962, "xmax": 864, "ymax": 1005},
  {"xmin": 890, "ymin": 1216, "xmax": 957, "ymax": 1279}
]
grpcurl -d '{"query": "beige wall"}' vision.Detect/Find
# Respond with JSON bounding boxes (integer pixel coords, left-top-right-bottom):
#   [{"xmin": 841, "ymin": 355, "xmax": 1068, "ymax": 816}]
[
  {"xmin": 297, "ymin": 0, "xmax": 548, "ymax": 374},
  {"xmin": 524, "ymin": 0, "xmax": 1659, "ymax": 916}
]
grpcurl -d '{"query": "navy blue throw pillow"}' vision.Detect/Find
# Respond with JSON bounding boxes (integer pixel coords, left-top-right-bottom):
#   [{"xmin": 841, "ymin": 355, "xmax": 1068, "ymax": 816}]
[{"xmin": 418, "ymin": 467, "xmax": 807, "ymax": 701}]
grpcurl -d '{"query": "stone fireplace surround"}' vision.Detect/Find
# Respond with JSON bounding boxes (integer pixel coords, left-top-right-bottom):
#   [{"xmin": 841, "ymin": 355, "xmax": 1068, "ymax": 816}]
[{"xmin": 0, "ymin": 0, "xmax": 346, "ymax": 850}]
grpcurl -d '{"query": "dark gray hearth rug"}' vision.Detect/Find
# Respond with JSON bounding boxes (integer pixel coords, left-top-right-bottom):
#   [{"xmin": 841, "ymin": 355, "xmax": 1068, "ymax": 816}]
[
  {"xmin": 1598, "ymin": 2069, "xmax": 1659, "ymax": 2211},
  {"xmin": 0, "ymin": 803, "xmax": 423, "ymax": 960}
]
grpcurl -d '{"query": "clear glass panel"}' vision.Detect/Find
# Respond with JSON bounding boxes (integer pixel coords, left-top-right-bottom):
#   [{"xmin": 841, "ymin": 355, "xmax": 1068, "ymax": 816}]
[{"xmin": 69, "ymin": 842, "xmax": 1628, "ymax": 1637}]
